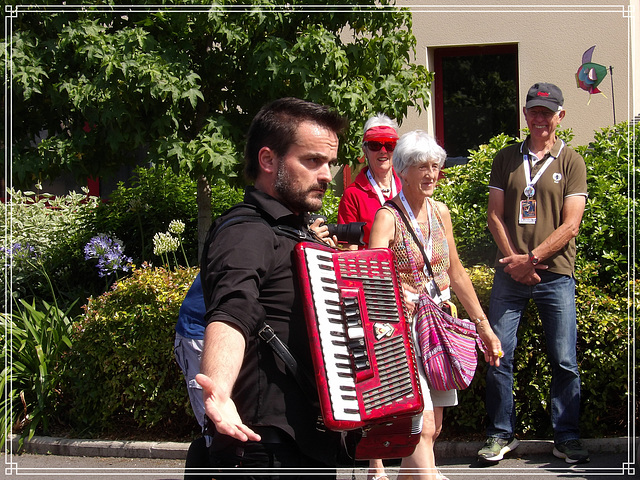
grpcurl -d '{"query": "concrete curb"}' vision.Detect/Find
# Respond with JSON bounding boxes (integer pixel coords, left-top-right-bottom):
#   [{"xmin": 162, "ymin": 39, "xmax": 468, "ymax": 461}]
[
  {"xmin": 9, "ymin": 434, "xmax": 189, "ymax": 459},
  {"xmin": 434, "ymin": 437, "xmax": 631, "ymax": 458},
  {"xmin": 9, "ymin": 434, "xmax": 631, "ymax": 460}
]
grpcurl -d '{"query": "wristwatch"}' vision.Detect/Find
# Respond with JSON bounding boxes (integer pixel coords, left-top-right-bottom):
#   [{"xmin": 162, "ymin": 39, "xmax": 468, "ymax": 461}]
[{"xmin": 528, "ymin": 251, "xmax": 540, "ymax": 266}]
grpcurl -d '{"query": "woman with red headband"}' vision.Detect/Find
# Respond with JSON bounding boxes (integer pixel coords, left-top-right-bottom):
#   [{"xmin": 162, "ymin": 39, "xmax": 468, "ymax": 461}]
[{"xmin": 337, "ymin": 114, "xmax": 402, "ymax": 249}]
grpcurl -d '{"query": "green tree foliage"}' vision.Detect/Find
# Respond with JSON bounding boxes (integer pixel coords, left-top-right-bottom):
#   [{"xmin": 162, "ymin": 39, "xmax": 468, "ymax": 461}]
[
  {"xmin": 7, "ymin": 2, "xmax": 432, "ymax": 249},
  {"xmin": 66, "ymin": 266, "xmax": 197, "ymax": 436}
]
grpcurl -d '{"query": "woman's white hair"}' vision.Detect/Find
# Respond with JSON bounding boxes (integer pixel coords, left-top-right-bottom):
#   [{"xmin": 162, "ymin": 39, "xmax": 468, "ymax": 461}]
[
  {"xmin": 392, "ymin": 130, "xmax": 447, "ymax": 174},
  {"xmin": 362, "ymin": 113, "xmax": 399, "ymax": 137}
]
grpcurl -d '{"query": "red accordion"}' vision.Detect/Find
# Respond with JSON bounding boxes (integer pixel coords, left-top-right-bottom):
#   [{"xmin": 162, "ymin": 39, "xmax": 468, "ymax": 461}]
[{"xmin": 295, "ymin": 242, "xmax": 423, "ymax": 459}]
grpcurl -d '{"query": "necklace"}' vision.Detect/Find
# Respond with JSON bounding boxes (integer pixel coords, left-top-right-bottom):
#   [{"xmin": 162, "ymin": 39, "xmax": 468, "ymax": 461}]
[{"xmin": 380, "ymin": 188, "xmax": 390, "ymax": 193}]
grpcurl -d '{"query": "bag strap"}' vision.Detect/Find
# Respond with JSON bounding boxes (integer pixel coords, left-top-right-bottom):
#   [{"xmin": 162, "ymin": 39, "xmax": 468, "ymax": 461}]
[
  {"xmin": 257, "ymin": 323, "xmax": 318, "ymax": 403},
  {"xmin": 386, "ymin": 204, "xmax": 424, "ymax": 290},
  {"xmin": 385, "ymin": 200, "xmax": 443, "ymax": 298}
]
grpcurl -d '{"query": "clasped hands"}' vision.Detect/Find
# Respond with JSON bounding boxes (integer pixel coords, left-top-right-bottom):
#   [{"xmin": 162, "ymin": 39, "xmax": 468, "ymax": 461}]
[{"xmin": 499, "ymin": 253, "xmax": 548, "ymax": 285}]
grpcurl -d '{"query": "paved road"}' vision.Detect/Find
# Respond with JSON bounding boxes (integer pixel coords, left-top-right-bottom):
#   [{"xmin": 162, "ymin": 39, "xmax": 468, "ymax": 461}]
[
  {"xmin": 4, "ymin": 454, "xmax": 185, "ymax": 479},
  {"xmin": 4, "ymin": 451, "xmax": 635, "ymax": 479}
]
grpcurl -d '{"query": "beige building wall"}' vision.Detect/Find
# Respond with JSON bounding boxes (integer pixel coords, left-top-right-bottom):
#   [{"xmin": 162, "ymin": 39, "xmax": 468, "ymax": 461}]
[{"xmin": 397, "ymin": 1, "xmax": 636, "ymax": 148}]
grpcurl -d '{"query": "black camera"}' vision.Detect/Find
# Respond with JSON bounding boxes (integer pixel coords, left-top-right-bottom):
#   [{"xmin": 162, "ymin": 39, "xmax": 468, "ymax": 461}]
[{"xmin": 308, "ymin": 214, "xmax": 366, "ymax": 246}]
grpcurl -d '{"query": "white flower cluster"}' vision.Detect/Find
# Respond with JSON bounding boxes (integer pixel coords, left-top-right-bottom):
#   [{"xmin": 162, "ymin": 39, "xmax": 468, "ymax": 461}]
[
  {"xmin": 168, "ymin": 219, "xmax": 185, "ymax": 235},
  {"xmin": 153, "ymin": 232, "xmax": 180, "ymax": 256}
]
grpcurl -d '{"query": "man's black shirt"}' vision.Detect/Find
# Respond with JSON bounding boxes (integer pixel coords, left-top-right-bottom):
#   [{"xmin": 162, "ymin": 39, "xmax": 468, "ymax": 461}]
[{"xmin": 200, "ymin": 186, "xmax": 341, "ymax": 465}]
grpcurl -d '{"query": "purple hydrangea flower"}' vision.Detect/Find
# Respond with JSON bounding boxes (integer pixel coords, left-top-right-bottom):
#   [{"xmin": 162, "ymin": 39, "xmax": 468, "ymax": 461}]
[
  {"xmin": 84, "ymin": 235, "xmax": 132, "ymax": 277},
  {"xmin": 2, "ymin": 243, "xmax": 38, "ymax": 267}
]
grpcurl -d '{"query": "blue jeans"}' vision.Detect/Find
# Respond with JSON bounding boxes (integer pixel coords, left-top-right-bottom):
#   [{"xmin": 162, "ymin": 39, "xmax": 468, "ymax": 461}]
[{"xmin": 485, "ymin": 268, "xmax": 581, "ymax": 444}]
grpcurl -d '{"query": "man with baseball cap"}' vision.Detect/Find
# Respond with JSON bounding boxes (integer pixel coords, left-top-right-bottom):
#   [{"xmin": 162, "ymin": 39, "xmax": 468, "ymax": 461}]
[{"xmin": 478, "ymin": 82, "xmax": 589, "ymax": 465}]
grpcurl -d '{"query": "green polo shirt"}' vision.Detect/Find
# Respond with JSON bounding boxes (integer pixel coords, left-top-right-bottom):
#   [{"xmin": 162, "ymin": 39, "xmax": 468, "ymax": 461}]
[{"xmin": 488, "ymin": 136, "xmax": 588, "ymax": 276}]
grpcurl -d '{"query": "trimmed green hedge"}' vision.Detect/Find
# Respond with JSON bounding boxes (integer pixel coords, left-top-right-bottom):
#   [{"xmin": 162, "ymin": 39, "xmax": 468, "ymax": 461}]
[
  {"xmin": 64, "ymin": 263, "xmax": 630, "ymax": 440},
  {"xmin": 65, "ymin": 266, "xmax": 198, "ymax": 437}
]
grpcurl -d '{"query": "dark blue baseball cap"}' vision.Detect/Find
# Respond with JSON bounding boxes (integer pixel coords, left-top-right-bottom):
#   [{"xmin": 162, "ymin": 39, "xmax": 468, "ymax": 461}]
[{"xmin": 526, "ymin": 83, "xmax": 564, "ymax": 111}]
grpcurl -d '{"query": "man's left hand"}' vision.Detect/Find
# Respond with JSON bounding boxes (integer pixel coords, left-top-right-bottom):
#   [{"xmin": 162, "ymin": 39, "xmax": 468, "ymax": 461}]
[{"xmin": 195, "ymin": 373, "xmax": 261, "ymax": 443}]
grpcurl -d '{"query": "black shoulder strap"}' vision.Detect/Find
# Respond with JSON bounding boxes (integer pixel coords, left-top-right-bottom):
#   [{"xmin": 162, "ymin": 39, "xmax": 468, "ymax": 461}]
[
  {"xmin": 257, "ymin": 324, "xmax": 318, "ymax": 403},
  {"xmin": 207, "ymin": 203, "xmax": 320, "ymax": 245},
  {"xmin": 204, "ymin": 204, "xmax": 264, "ymax": 246},
  {"xmin": 204, "ymin": 204, "xmax": 319, "ymax": 403}
]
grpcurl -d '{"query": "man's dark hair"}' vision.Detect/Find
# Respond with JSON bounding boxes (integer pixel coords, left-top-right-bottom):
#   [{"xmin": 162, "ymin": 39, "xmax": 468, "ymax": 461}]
[{"xmin": 244, "ymin": 97, "xmax": 348, "ymax": 182}]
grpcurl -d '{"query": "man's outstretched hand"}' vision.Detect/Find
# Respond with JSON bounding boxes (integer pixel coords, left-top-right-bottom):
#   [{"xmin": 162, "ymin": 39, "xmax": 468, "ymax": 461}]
[{"xmin": 195, "ymin": 373, "xmax": 261, "ymax": 442}]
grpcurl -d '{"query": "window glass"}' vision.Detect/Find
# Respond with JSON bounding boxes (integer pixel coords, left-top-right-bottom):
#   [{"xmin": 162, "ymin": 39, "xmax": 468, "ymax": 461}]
[{"xmin": 435, "ymin": 46, "xmax": 519, "ymax": 162}]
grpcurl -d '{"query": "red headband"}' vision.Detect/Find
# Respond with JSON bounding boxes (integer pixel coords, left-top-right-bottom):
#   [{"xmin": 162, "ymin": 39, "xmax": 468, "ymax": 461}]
[{"xmin": 363, "ymin": 126, "xmax": 399, "ymax": 142}]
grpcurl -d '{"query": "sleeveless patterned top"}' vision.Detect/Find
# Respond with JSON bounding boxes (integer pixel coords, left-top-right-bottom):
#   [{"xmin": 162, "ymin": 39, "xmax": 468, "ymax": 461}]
[{"xmin": 383, "ymin": 197, "xmax": 450, "ymax": 296}]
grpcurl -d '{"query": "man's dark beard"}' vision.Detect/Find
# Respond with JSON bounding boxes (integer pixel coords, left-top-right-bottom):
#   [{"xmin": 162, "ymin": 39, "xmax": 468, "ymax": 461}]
[{"xmin": 274, "ymin": 162, "xmax": 327, "ymax": 213}]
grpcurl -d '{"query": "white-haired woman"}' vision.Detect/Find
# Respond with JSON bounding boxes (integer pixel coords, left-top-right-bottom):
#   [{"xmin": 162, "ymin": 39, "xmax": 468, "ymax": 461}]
[
  {"xmin": 337, "ymin": 113, "xmax": 402, "ymax": 249},
  {"xmin": 368, "ymin": 130, "xmax": 503, "ymax": 480}
]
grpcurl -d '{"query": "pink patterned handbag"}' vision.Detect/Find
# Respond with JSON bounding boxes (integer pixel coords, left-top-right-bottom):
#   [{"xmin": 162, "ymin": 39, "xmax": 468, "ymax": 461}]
[{"xmin": 415, "ymin": 293, "xmax": 483, "ymax": 390}]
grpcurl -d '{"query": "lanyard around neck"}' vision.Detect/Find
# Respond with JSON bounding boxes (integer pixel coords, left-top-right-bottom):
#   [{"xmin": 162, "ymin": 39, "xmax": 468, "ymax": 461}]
[
  {"xmin": 522, "ymin": 140, "xmax": 564, "ymax": 198},
  {"xmin": 398, "ymin": 191, "xmax": 432, "ymax": 262},
  {"xmin": 367, "ymin": 169, "xmax": 397, "ymax": 206}
]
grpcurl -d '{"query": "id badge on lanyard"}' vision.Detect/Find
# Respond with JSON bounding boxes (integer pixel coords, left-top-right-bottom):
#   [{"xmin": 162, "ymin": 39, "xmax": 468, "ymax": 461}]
[
  {"xmin": 519, "ymin": 198, "xmax": 537, "ymax": 224},
  {"xmin": 519, "ymin": 150, "xmax": 556, "ymax": 225},
  {"xmin": 518, "ymin": 141, "xmax": 564, "ymax": 225}
]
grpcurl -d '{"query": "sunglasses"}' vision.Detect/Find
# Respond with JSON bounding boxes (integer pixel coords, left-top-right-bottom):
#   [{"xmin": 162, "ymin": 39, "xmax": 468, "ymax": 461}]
[{"xmin": 365, "ymin": 141, "xmax": 396, "ymax": 152}]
